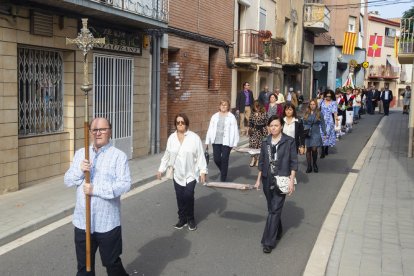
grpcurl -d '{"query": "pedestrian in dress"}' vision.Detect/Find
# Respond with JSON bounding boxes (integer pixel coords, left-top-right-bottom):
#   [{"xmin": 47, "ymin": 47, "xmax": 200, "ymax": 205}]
[
  {"xmin": 282, "ymin": 103, "xmax": 305, "ymax": 154},
  {"xmin": 205, "ymin": 100, "xmax": 239, "ymax": 181},
  {"xmin": 157, "ymin": 113, "xmax": 208, "ymax": 231},
  {"xmin": 403, "ymin": 85, "xmax": 411, "ymax": 114},
  {"xmin": 248, "ymin": 100, "xmax": 268, "ymax": 167},
  {"xmin": 303, "ymin": 100, "xmax": 326, "ymax": 173},
  {"xmin": 344, "ymin": 87, "xmax": 355, "ymax": 131},
  {"xmin": 319, "ymin": 90, "xmax": 339, "ymax": 158},
  {"xmin": 64, "ymin": 117, "xmax": 130, "ymax": 276},
  {"xmin": 254, "ymin": 115, "xmax": 298, "ymax": 254}
]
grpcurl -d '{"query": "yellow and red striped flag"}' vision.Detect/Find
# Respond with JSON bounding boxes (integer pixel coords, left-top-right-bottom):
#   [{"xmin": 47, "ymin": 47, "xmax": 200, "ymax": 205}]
[
  {"xmin": 394, "ymin": 36, "xmax": 399, "ymax": 57},
  {"xmin": 342, "ymin": 32, "xmax": 357, "ymax": 55}
]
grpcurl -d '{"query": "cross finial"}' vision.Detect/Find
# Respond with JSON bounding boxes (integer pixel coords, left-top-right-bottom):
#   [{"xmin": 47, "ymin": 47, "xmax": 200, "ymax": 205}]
[
  {"xmin": 66, "ymin": 18, "xmax": 105, "ymax": 57},
  {"xmin": 66, "ymin": 18, "xmax": 105, "ymax": 91}
]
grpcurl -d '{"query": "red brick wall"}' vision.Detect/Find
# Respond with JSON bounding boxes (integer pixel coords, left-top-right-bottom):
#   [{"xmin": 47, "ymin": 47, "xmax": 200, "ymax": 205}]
[{"xmin": 159, "ymin": 0, "xmax": 234, "ymax": 150}]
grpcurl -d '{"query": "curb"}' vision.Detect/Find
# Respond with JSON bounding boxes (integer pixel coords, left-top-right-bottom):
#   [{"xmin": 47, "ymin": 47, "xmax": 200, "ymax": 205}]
[{"xmin": 302, "ymin": 116, "xmax": 384, "ymax": 276}]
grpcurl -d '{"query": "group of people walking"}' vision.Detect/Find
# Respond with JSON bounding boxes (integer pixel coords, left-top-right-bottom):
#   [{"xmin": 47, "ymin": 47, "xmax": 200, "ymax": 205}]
[{"xmin": 63, "ymin": 82, "xmax": 406, "ymax": 274}]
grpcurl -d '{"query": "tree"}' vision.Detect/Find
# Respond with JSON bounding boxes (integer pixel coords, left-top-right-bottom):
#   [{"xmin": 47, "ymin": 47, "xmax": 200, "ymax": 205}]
[{"xmin": 403, "ymin": 6, "xmax": 414, "ymax": 19}]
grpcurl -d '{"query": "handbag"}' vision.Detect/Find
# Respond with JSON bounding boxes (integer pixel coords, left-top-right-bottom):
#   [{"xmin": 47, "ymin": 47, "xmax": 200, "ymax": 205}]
[{"xmin": 267, "ymin": 144, "xmax": 297, "ymax": 194}]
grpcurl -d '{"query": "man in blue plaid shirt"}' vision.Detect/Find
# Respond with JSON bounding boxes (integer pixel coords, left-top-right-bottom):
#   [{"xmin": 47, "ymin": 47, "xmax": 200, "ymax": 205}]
[{"xmin": 64, "ymin": 117, "xmax": 130, "ymax": 276}]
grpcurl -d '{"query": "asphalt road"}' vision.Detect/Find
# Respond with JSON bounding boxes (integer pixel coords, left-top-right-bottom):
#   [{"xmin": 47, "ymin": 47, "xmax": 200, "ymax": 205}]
[{"xmin": 0, "ymin": 114, "xmax": 382, "ymax": 276}]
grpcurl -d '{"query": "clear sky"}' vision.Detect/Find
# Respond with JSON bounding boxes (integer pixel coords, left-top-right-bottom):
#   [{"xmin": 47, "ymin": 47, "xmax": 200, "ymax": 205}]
[{"xmin": 368, "ymin": 1, "xmax": 414, "ymax": 19}]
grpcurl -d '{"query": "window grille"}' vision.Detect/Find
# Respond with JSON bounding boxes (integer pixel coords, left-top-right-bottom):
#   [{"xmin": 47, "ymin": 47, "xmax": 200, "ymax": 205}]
[{"xmin": 18, "ymin": 47, "xmax": 64, "ymax": 136}]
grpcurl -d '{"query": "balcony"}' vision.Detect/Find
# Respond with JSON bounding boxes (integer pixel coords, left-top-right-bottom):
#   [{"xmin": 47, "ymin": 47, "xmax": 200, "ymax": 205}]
[
  {"xmin": 367, "ymin": 65, "xmax": 400, "ymax": 79},
  {"xmin": 303, "ymin": 3, "xmax": 330, "ymax": 34},
  {"xmin": 26, "ymin": 0, "xmax": 169, "ymax": 28},
  {"xmin": 233, "ymin": 30, "xmax": 283, "ymax": 68},
  {"xmin": 398, "ymin": 17, "xmax": 414, "ymax": 64}
]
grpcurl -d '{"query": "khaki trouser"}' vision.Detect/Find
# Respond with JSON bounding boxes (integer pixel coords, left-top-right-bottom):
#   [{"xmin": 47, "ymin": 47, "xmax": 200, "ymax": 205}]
[
  {"xmin": 239, "ymin": 106, "xmax": 251, "ymax": 133},
  {"xmin": 378, "ymin": 100, "xmax": 384, "ymax": 114}
]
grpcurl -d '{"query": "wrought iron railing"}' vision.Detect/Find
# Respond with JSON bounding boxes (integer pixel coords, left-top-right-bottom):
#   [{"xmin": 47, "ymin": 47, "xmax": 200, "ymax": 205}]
[
  {"xmin": 234, "ymin": 30, "xmax": 283, "ymax": 64},
  {"xmin": 399, "ymin": 17, "xmax": 414, "ymax": 54},
  {"xmin": 90, "ymin": 0, "xmax": 169, "ymax": 22},
  {"xmin": 368, "ymin": 65, "xmax": 400, "ymax": 78}
]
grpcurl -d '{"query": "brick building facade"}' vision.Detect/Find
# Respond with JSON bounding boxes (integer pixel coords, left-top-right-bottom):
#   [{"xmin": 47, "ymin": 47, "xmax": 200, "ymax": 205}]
[{"xmin": 159, "ymin": 0, "xmax": 234, "ymax": 148}]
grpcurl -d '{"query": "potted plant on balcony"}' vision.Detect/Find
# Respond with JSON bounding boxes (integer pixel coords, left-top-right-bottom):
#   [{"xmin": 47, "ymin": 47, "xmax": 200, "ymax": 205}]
[{"xmin": 258, "ymin": 30, "xmax": 272, "ymax": 42}]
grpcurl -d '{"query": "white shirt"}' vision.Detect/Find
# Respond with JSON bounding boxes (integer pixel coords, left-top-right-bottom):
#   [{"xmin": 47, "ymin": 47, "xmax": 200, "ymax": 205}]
[
  {"xmin": 159, "ymin": 130, "xmax": 208, "ymax": 186},
  {"xmin": 283, "ymin": 117, "xmax": 297, "ymax": 139},
  {"xmin": 384, "ymin": 91, "xmax": 389, "ymax": 100},
  {"xmin": 205, "ymin": 112, "xmax": 239, "ymax": 147},
  {"xmin": 287, "ymin": 93, "xmax": 292, "ymax": 102}
]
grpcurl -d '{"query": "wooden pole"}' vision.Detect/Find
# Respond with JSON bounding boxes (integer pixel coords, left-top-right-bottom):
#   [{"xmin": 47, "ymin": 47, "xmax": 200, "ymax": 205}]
[{"xmin": 66, "ymin": 19, "xmax": 105, "ymax": 272}]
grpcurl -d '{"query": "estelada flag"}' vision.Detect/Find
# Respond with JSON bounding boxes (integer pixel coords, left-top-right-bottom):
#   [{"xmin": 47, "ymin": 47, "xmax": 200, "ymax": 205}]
[
  {"xmin": 342, "ymin": 32, "xmax": 357, "ymax": 55},
  {"xmin": 368, "ymin": 35, "xmax": 383, "ymax": 57}
]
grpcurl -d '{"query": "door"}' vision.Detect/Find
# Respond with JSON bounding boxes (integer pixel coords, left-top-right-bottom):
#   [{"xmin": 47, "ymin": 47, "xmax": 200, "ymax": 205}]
[{"xmin": 93, "ymin": 54, "xmax": 133, "ymax": 159}]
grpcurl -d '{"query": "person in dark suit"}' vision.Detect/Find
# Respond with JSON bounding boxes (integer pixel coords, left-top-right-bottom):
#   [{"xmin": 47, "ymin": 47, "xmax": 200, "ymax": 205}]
[
  {"xmin": 366, "ymin": 85, "xmax": 377, "ymax": 114},
  {"xmin": 381, "ymin": 86, "xmax": 393, "ymax": 116},
  {"xmin": 236, "ymin": 82, "xmax": 254, "ymax": 135}
]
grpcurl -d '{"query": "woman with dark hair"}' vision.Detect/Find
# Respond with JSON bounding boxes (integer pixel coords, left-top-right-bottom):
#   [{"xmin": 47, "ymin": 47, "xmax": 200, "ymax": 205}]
[
  {"xmin": 248, "ymin": 100, "xmax": 268, "ymax": 166},
  {"xmin": 205, "ymin": 100, "xmax": 239, "ymax": 181},
  {"xmin": 254, "ymin": 115, "xmax": 298, "ymax": 254},
  {"xmin": 157, "ymin": 113, "xmax": 208, "ymax": 231},
  {"xmin": 282, "ymin": 103, "xmax": 305, "ymax": 154},
  {"xmin": 319, "ymin": 90, "xmax": 339, "ymax": 158},
  {"xmin": 303, "ymin": 99, "xmax": 326, "ymax": 173}
]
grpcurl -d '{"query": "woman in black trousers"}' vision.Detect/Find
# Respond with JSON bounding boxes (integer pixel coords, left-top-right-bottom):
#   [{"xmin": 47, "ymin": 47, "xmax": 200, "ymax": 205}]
[{"xmin": 254, "ymin": 115, "xmax": 298, "ymax": 253}]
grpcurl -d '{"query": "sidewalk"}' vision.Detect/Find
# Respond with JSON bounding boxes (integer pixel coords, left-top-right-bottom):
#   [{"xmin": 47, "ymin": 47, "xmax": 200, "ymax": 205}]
[
  {"xmin": 305, "ymin": 108, "xmax": 414, "ymax": 275},
  {"xmin": 0, "ymin": 136, "xmax": 248, "ymax": 247}
]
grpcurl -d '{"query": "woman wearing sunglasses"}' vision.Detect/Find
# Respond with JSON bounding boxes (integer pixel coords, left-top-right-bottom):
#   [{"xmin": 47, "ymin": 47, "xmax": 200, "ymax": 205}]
[
  {"xmin": 157, "ymin": 113, "xmax": 208, "ymax": 231},
  {"xmin": 319, "ymin": 90, "xmax": 339, "ymax": 158}
]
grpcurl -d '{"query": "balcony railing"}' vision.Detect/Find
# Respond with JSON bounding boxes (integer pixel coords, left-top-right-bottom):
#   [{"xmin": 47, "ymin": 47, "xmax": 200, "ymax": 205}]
[
  {"xmin": 398, "ymin": 17, "xmax": 414, "ymax": 64},
  {"xmin": 90, "ymin": 0, "xmax": 169, "ymax": 22},
  {"xmin": 234, "ymin": 30, "xmax": 283, "ymax": 65},
  {"xmin": 303, "ymin": 3, "xmax": 330, "ymax": 34},
  {"xmin": 368, "ymin": 65, "xmax": 400, "ymax": 79}
]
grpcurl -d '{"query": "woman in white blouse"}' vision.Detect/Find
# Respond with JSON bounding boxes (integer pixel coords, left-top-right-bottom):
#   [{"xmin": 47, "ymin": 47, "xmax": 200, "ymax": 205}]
[
  {"xmin": 282, "ymin": 103, "xmax": 305, "ymax": 154},
  {"xmin": 205, "ymin": 100, "xmax": 239, "ymax": 182},
  {"xmin": 157, "ymin": 113, "xmax": 207, "ymax": 231}
]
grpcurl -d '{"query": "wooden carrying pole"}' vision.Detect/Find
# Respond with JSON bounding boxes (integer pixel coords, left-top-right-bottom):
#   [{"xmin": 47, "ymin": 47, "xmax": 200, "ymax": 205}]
[{"xmin": 66, "ymin": 19, "xmax": 105, "ymax": 271}]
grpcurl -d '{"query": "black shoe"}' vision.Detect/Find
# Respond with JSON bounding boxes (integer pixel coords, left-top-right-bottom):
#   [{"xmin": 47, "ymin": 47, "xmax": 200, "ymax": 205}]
[
  {"xmin": 313, "ymin": 164, "xmax": 318, "ymax": 173},
  {"xmin": 263, "ymin": 246, "xmax": 272, "ymax": 254},
  {"xmin": 306, "ymin": 165, "xmax": 312, "ymax": 173},
  {"xmin": 174, "ymin": 219, "xmax": 187, "ymax": 229},
  {"xmin": 320, "ymin": 152, "xmax": 325, "ymax": 159},
  {"xmin": 188, "ymin": 220, "xmax": 197, "ymax": 231}
]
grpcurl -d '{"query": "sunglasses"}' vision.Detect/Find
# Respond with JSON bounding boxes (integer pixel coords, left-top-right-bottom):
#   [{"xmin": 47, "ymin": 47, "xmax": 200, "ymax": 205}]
[{"xmin": 176, "ymin": 121, "xmax": 186, "ymax": 126}]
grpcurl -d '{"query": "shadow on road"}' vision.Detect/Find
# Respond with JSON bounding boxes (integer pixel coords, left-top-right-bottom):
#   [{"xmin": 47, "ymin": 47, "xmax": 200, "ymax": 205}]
[
  {"xmin": 126, "ymin": 230, "xmax": 191, "ymax": 276},
  {"xmin": 281, "ymin": 200, "xmax": 304, "ymax": 233},
  {"xmin": 219, "ymin": 211, "xmax": 265, "ymax": 223},
  {"xmin": 195, "ymin": 191, "xmax": 228, "ymax": 222}
]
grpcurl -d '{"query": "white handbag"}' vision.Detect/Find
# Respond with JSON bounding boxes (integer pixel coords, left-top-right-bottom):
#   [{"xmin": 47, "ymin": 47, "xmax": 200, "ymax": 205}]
[{"xmin": 274, "ymin": 175, "xmax": 297, "ymax": 194}]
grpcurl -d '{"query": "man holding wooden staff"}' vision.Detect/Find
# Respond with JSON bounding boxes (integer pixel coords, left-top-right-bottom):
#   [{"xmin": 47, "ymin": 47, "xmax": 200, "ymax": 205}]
[{"xmin": 64, "ymin": 117, "xmax": 130, "ymax": 276}]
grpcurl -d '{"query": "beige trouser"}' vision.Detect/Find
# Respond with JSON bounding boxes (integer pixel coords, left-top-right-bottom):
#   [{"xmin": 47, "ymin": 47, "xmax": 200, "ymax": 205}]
[
  {"xmin": 378, "ymin": 100, "xmax": 384, "ymax": 113},
  {"xmin": 239, "ymin": 106, "xmax": 251, "ymax": 132}
]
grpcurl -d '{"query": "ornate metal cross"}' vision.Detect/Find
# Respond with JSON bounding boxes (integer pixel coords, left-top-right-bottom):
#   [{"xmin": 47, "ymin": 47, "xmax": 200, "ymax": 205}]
[
  {"xmin": 66, "ymin": 18, "xmax": 105, "ymax": 92},
  {"xmin": 65, "ymin": 18, "xmax": 105, "ymax": 272}
]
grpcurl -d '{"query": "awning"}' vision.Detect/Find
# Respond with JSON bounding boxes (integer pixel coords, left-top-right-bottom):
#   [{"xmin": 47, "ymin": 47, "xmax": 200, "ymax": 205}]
[
  {"xmin": 238, "ymin": 0, "xmax": 251, "ymax": 7},
  {"xmin": 386, "ymin": 56, "xmax": 398, "ymax": 68}
]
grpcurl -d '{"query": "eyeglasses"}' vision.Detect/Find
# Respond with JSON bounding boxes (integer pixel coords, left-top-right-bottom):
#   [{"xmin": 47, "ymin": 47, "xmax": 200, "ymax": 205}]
[
  {"xmin": 90, "ymin": 128, "xmax": 111, "ymax": 134},
  {"xmin": 176, "ymin": 121, "xmax": 186, "ymax": 126},
  {"xmin": 326, "ymin": 95, "xmax": 332, "ymax": 98}
]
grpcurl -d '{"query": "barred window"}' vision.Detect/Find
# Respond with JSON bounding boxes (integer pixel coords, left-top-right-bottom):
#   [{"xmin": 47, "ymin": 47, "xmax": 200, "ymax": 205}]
[{"xmin": 18, "ymin": 47, "xmax": 64, "ymax": 136}]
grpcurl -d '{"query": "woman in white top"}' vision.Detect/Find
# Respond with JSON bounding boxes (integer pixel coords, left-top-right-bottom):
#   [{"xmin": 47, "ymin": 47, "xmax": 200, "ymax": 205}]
[
  {"xmin": 282, "ymin": 103, "xmax": 305, "ymax": 155},
  {"xmin": 403, "ymin": 85, "xmax": 411, "ymax": 114},
  {"xmin": 157, "ymin": 113, "xmax": 207, "ymax": 231},
  {"xmin": 205, "ymin": 100, "xmax": 239, "ymax": 182},
  {"xmin": 352, "ymin": 88, "xmax": 362, "ymax": 123}
]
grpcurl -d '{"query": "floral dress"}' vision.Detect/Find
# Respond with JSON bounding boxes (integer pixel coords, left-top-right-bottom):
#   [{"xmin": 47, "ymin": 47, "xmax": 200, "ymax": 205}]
[
  {"xmin": 249, "ymin": 112, "xmax": 268, "ymax": 149},
  {"xmin": 319, "ymin": 100, "xmax": 337, "ymax": 147}
]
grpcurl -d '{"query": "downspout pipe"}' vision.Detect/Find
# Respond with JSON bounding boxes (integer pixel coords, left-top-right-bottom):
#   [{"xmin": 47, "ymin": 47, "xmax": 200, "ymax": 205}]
[
  {"xmin": 150, "ymin": 34, "xmax": 158, "ymax": 154},
  {"xmin": 155, "ymin": 35, "xmax": 161, "ymax": 153}
]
